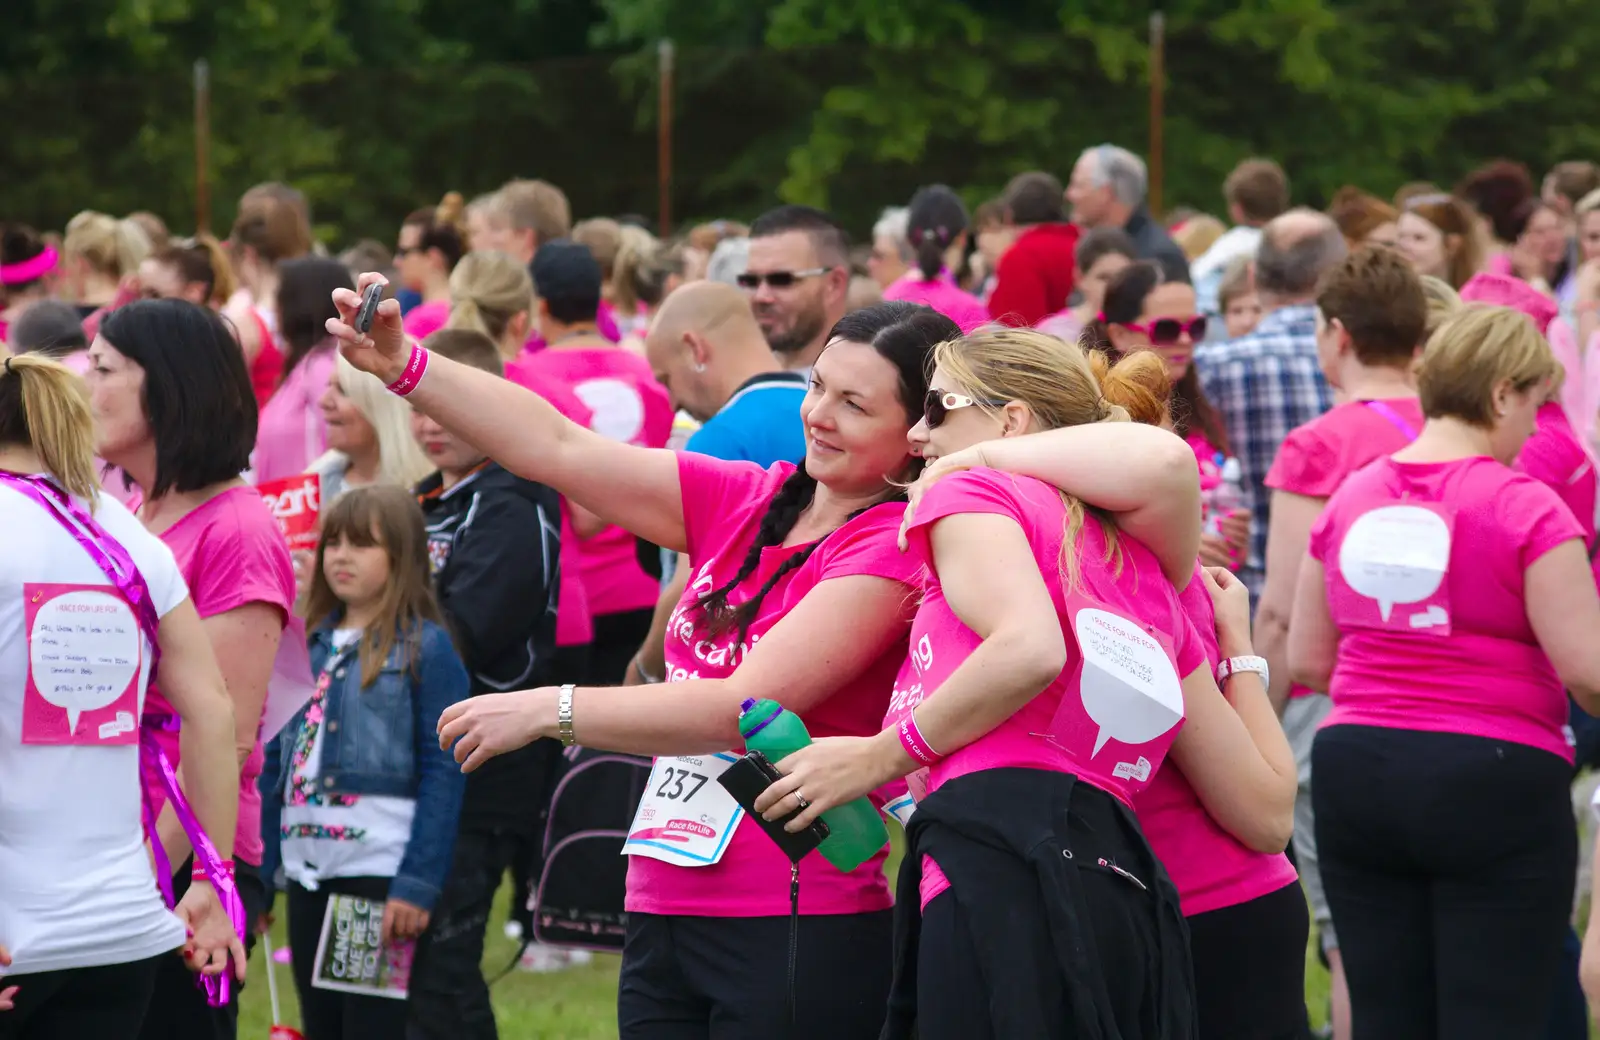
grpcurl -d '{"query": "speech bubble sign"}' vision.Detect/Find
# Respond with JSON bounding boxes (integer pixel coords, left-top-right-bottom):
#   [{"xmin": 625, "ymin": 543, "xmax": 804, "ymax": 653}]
[
  {"xmin": 28, "ymin": 589, "xmax": 141, "ymax": 735},
  {"xmin": 1337, "ymin": 504, "xmax": 1451, "ymax": 622},
  {"xmin": 1073, "ymin": 608, "xmax": 1185, "ymax": 756}
]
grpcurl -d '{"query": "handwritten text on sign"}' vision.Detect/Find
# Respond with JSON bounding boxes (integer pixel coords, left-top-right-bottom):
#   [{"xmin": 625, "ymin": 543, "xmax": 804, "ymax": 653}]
[{"xmin": 22, "ymin": 583, "xmax": 142, "ymax": 745}]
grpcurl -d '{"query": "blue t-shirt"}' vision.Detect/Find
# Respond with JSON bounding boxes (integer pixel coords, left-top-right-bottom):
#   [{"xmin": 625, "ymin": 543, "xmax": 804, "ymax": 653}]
[
  {"xmin": 684, "ymin": 372, "xmax": 807, "ymax": 466},
  {"xmin": 660, "ymin": 372, "xmax": 807, "ymax": 586}
]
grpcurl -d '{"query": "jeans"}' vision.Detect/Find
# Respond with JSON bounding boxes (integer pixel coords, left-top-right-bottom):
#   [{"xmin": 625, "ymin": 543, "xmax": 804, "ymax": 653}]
[{"xmin": 406, "ymin": 828, "xmax": 525, "ymax": 1040}]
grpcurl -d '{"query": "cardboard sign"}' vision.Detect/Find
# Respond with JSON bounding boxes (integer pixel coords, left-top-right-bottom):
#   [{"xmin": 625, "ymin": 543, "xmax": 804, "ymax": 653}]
[
  {"xmin": 311, "ymin": 894, "xmax": 411, "ymax": 1000},
  {"xmin": 257, "ymin": 474, "xmax": 322, "ymax": 553}
]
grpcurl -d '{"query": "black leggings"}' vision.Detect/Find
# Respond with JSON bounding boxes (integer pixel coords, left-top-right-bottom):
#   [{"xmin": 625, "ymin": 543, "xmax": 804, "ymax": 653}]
[
  {"xmin": 1313, "ymin": 724, "xmax": 1576, "ymax": 1040},
  {"xmin": 1186, "ymin": 882, "xmax": 1310, "ymax": 1040},
  {"xmin": 0, "ymin": 955, "xmax": 163, "ymax": 1040},
  {"xmin": 285, "ymin": 877, "xmax": 411, "ymax": 1040}
]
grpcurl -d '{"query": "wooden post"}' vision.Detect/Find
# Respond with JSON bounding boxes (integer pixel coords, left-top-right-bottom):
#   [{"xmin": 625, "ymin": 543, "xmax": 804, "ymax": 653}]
[
  {"xmin": 194, "ymin": 59, "xmax": 211, "ymax": 235},
  {"xmin": 657, "ymin": 39, "xmax": 675, "ymax": 238},
  {"xmin": 1147, "ymin": 12, "xmax": 1165, "ymax": 219}
]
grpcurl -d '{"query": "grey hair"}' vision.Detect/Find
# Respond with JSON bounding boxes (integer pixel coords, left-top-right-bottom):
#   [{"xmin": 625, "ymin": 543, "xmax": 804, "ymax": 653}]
[
  {"xmin": 1255, "ymin": 208, "xmax": 1348, "ymax": 298},
  {"xmin": 873, "ymin": 207, "xmax": 913, "ymax": 261},
  {"xmin": 706, "ymin": 237, "xmax": 751, "ymax": 286},
  {"xmin": 1081, "ymin": 145, "xmax": 1148, "ymax": 208}
]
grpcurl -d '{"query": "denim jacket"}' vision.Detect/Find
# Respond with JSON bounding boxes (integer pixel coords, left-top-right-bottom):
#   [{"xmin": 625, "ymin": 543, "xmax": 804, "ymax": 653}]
[{"xmin": 260, "ymin": 617, "xmax": 469, "ymax": 911}]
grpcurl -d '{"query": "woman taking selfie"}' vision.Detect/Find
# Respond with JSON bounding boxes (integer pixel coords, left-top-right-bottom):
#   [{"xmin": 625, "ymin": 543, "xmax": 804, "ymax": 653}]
[{"xmin": 329, "ymin": 277, "xmax": 1197, "ymax": 1038}]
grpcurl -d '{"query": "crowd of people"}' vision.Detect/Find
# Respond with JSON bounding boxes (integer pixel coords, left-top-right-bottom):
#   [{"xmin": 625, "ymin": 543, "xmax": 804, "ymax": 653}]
[{"xmin": 1, "ymin": 145, "xmax": 1600, "ymax": 1040}]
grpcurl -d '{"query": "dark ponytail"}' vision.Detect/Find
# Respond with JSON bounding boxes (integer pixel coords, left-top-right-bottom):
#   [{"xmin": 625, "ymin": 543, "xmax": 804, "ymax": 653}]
[
  {"xmin": 693, "ymin": 300, "xmax": 959, "ymax": 647},
  {"xmin": 906, "ymin": 185, "xmax": 970, "ymax": 282},
  {"xmin": 1079, "ymin": 259, "xmax": 1164, "ymax": 355}
]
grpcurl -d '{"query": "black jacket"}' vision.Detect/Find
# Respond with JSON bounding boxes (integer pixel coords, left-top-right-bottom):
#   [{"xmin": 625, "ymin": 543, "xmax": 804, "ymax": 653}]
[
  {"xmin": 1125, "ymin": 205, "xmax": 1192, "ymax": 285},
  {"xmin": 417, "ymin": 462, "xmax": 562, "ymax": 830},
  {"xmin": 883, "ymin": 768, "xmax": 1197, "ymax": 1040}
]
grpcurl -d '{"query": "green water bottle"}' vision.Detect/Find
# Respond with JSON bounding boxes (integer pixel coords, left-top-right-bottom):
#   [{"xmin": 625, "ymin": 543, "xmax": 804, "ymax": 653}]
[{"xmin": 738, "ymin": 697, "xmax": 888, "ymax": 873}]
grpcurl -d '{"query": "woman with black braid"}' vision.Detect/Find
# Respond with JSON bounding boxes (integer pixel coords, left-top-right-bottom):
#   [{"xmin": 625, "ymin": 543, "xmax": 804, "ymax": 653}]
[{"xmin": 328, "ymin": 276, "xmax": 1200, "ymax": 1039}]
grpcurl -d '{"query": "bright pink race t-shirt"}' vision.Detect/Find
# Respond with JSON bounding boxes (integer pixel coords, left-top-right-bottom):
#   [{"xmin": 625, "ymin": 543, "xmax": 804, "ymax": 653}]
[
  {"xmin": 1265, "ymin": 396, "xmax": 1423, "ymax": 700},
  {"xmin": 513, "ymin": 347, "xmax": 672, "ymax": 617},
  {"xmin": 503, "ymin": 363, "xmax": 596, "ymax": 648},
  {"xmin": 1133, "ymin": 563, "xmax": 1298, "ymax": 917},
  {"xmin": 142, "ymin": 486, "xmax": 296, "ymax": 865},
  {"xmin": 253, "ymin": 346, "xmax": 338, "ymax": 485},
  {"xmin": 625, "ymin": 453, "xmax": 919, "ymax": 917},
  {"xmin": 884, "ymin": 469, "xmax": 1202, "ymax": 808},
  {"xmin": 1517, "ymin": 402, "xmax": 1598, "ymax": 578},
  {"xmin": 1311, "ymin": 455, "xmax": 1583, "ymax": 762},
  {"xmin": 882, "ymin": 273, "xmax": 990, "ymax": 333},
  {"xmin": 401, "ymin": 299, "xmax": 451, "ymax": 343}
]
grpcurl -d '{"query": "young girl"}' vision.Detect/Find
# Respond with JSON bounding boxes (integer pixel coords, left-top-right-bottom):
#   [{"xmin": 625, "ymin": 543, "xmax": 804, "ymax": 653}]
[{"xmin": 259, "ymin": 485, "xmax": 468, "ymax": 1040}]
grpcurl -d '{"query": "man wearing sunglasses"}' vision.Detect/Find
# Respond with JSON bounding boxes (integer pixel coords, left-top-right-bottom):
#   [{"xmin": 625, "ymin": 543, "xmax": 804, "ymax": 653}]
[{"xmin": 738, "ymin": 205, "xmax": 851, "ymax": 373}]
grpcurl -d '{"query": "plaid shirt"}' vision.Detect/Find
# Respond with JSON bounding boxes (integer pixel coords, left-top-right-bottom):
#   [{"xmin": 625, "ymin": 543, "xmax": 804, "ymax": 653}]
[{"xmin": 1194, "ymin": 304, "xmax": 1332, "ymax": 594}]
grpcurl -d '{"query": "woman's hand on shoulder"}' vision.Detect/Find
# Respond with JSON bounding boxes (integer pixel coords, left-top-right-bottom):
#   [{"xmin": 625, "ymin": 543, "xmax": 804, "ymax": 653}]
[
  {"xmin": 325, "ymin": 272, "xmax": 409, "ymax": 385},
  {"xmin": 898, "ymin": 444, "xmax": 990, "ymax": 551}
]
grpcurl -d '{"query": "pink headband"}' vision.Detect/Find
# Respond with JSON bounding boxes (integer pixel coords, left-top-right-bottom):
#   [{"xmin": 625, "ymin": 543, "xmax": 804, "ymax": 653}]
[{"xmin": 0, "ymin": 245, "xmax": 59, "ymax": 286}]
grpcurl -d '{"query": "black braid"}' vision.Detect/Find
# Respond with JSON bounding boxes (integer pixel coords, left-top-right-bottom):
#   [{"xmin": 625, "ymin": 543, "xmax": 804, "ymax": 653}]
[{"xmin": 694, "ymin": 467, "xmax": 818, "ymax": 638}]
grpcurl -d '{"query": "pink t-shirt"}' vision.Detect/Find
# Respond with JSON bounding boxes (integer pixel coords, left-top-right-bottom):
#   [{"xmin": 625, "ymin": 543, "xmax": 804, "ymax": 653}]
[
  {"xmin": 884, "ymin": 471, "xmax": 1203, "ymax": 906},
  {"xmin": 1133, "ymin": 563, "xmax": 1299, "ymax": 916},
  {"xmin": 887, "ymin": 470, "xmax": 1202, "ymax": 805},
  {"xmin": 1517, "ymin": 402, "xmax": 1598, "ymax": 570},
  {"xmin": 1266, "ymin": 397, "xmax": 1423, "ymax": 700},
  {"xmin": 512, "ymin": 347, "xmax": 673, "ymax": 616},
  {"xmin": 881, "ymin": 273, "xmax": 990, "ymax": 333},
  {"xmin": 625, "ymin": 454, "xmax": 919, "ymax": 917},
  {"xmin": 1311, "ymin": 456, "xmax": 1583, "ymax": 761},
  {"xmin": 142, "ymin": 486, "xmax": 296, "ymax": 865},
  {"xmin": 252, "ymin": 346, "xmax": 338, "ymax": 485},
  {"xmin": 503, "ymin": 363, "xmax": 596, "ymax": 648},
  {"xmin": 401, "ymin": 299, "xmax": 451, "ymax": 342},
  {"xmin": 1189, "ymin": 431, "xmax": 1224, "ymax": 493}
]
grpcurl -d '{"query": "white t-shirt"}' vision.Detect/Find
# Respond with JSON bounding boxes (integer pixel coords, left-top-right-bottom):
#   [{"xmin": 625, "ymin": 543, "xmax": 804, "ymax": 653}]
[
  {"xmin": 279, "ymin": 629, "xmax": 416, "ymax": 891},
  {"xmin": 0, "ymin": 484, "xmax": 191, "ymax": 975}
]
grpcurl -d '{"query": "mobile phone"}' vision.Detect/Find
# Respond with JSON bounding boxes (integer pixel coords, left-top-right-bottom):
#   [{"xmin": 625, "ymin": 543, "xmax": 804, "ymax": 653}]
[
  {"xmin": 353, "ymin": 282, "xmax": 384, "ymax": 334},
  {"xmin": 717, "ymin": 750, "xmax": 830, "ymax": 863}
]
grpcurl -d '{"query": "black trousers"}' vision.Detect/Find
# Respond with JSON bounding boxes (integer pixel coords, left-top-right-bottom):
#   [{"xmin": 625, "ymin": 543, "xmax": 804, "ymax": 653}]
[
  {"xmin": 616, "ymin": 910, "xmax": 894, "ymax": 1040},
  {"xmin": 1187, "ymin": 881, "xmax": 1310, "ymax": 1040},
  {"xmin": 1313, "ymin": 724, "xmax": 1576, "ymax": 1040},
  {"xmin": 137, "ymin": 856, "xmax": 267, "ymax": 1040},
  {"xmin": 285, "ymin": 876, "xmax": 411, "ymax": 1040},
  {"xmin": 406, "ymin": 828, "xmax": 525, "ymax": 1040},
  {"xmin": 0, "ymin": 955, "xmax": 163, "ymax": 1040}
]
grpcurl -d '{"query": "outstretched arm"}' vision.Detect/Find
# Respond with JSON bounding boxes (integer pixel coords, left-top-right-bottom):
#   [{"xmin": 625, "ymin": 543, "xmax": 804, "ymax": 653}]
[{"xmin": 328, "ymin": 274, "xmax": 687, "ymax": 552}]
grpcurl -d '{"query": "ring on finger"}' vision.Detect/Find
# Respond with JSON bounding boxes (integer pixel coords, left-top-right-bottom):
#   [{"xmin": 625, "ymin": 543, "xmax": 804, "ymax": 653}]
[{"xmin": 794, "ymin": 791, "xmax": 810, "ymax": 810}]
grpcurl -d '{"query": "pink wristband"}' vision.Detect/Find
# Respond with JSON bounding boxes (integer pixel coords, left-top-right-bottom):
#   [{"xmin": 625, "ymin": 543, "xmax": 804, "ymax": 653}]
[
  {"xmin": 898, "ymin": 712, "xmax": 944, "ymax": 766},
  {"xmin": 192, "ymin": 860, "xmax": 235, "ymax": 882},
  {"xmin": 386, "ymin": 343, "xmax": 429, "ymax": 396}
]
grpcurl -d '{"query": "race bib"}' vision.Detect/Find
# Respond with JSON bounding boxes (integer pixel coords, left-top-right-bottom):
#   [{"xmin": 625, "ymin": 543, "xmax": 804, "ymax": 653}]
[
  {"xmin": 21, "ymin": 582, "xmax": 142, "ymax": 745},
  {"xmin": 1332, "ymin": 502, "xmax": 1455, "ymax": 635},
  {"xmin": 622, "ymin": 752, "xmax": 744, "ymax": 867}
]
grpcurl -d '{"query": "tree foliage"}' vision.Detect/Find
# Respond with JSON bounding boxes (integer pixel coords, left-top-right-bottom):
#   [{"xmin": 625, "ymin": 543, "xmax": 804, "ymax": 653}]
[{"xmin": 3, "ymin": 0, "xmax": 1599, "ymax": 244}]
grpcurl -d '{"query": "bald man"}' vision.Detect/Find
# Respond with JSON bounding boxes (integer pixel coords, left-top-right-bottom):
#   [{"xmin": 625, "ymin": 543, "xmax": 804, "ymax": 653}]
[{"xmin": 626, "ymin": 281, "xmax": 807, "ymax": 685}]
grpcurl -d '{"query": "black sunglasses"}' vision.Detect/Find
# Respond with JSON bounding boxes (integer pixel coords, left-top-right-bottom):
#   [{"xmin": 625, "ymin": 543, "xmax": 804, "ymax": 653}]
[
  {"xmin": 923, "ymin": 389, "xmax": 1008, "ymax": 429},
  {"xmin": 736, "ymin": 267, "xmax": 830, "ymax": 290}
]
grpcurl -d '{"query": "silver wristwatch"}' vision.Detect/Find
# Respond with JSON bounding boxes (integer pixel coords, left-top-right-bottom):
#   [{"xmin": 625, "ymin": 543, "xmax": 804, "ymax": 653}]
[
  {"xmin": 1217, "ymin": 655, "xmax": 1269, "ymax": 689},
  {"xmin": 557, "ymin": 683, "xmax": 577, "ymax": 747}
]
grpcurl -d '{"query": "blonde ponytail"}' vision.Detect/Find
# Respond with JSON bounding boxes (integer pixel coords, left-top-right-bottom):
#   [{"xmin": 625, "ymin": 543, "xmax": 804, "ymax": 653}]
[
  {"xmin": 1086, "ymin": 348, "xmax": 1171, "ymax": 428},
  {"xmin": 0, "ymin": 353, "xmax": 99, "ymax": 504},
  {"xmin": 447, "ymin": 250, "xmax": 535, "ymax": 355},
  {"xmin": 64, "ymin": 211, "xmax": 152, "ymax": 279}
]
